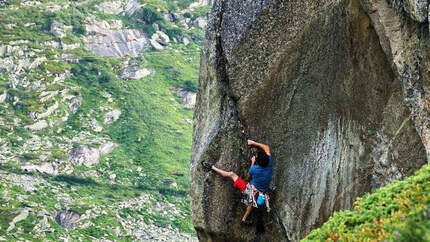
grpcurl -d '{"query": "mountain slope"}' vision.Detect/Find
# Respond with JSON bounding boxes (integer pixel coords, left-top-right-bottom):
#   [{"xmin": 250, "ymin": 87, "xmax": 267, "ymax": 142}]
[{"xmin": 0, "ymin": 0, "xmax": 209, "ymax": 240}]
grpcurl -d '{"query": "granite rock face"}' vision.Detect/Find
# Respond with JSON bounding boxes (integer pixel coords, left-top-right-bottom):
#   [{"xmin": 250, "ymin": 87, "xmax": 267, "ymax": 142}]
[
  {"xmin": 190, "ymin": 0, "xmax": 430, "ymax": 241},
  {"xmin": 387, "ymin": 0, "xmax": 429, "ymax": 22}
]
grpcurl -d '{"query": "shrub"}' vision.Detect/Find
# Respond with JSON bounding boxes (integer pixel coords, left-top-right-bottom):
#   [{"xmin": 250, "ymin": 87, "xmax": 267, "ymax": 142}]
[
  {"xmin": 141, "ymin": 7, "xmax": 163, "ymax": 24},
  {"xmin": 164, "ymin": 26, "xmax": 183, "ymax": 40},
  {"xmin": 183, "ymin": 81, "xmax": 197, "ymax": 92},
  {"xmin": 177, "ymin": 0, "xmax": 195, "ymax": 9},
  {"xmin": 303, "ymin": 164, "xmax": 430, "ymax": 241}
]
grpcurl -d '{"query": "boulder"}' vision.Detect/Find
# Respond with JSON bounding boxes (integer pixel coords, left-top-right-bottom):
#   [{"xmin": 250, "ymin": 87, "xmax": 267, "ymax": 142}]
[
  {"xmin": 184, "ymin": 0, "xmax": 212, "ymax": 13},
  {"xmin": 149, "ymin": 39, "xmax": 164, "ymax": 51},
  {"xmin": 95, "ymin": 1, "xmax": 123, "ymax": 15},
  {"xmin": 109, "ymin": 19, "xmax": 123, "ymax": 29},
  {"xmin": 28, "ymin": 57, "xmax": 47, "ymax": 69},
  {"xmin": 119, "ymin": 60, "xmax": 155, "ymax": 79},
  {"xmin": 124, "ymin": 0, "xmax": 142, "ymax": 17},
  {"xmin": 191, "ymin": 0, "xmax": 429, "ymax": 241},
  {"xmin": 0, "ymin": 173, "xmax": 48, "ymax": 192},
  {"xmin": 68, "ymin": 142, "xmax": 118, "ymax": 167},
  {"xmin": 21, "ymin": 162, "xmax": 59, "ymax": 175},
  {"xmin": 90, "ymin": 118, "xmax": 103, "ymax": 132},
  {"xmin": 78, "ymin": 170, "xmax": 99, "ymax": 178},
  {"xmin": 104, "ymin": 109, "xmax": 121, "ymax": 124},
  {"xmin": 193, "ymin": 17, "xmax": 208, "ymax": 29},
  {"xmin": 40, "ymin": 90, "xmax": 59, "ymax": 103},
  {"xmin": 182, "ymin": 37, "xmax": 190, "ymax": 46},
  {"xmin": 151, "ymin": 31, "xmax": 170, "ymax": 46},
  {"xmin": 55, "ymin": 210, "xmax": 80, "ymax": 229},
  {"xmin": 0, "ymin": 91, "xmax": 7, "ymax": 103},
  {"xmin": 153, "ymin": 201, "xmax": 165, "ymax": 211},
  {"xmin": 25, "ymin": 120, "xmax": 48, "ymax": 132},
  {"xmin": 164, "ymin": 12, "xmax": 176, "ymax": 22},
  {"xmin": 84, "ymin": 22, "xmax": 149, "ymax": 58},
  {"xmin": 40, "ymin": 40, "xmax": 61, "ymax": 48},
  {"xmin": 30, "ymin": 101, "xmax": 59, "ymax": 120},
  {"xmin": 61, "ymin": 53, "xmax": 80, "ymax": 64},
  {"xmin": 50, "ymin": 21, "xmax": 72, "ymax": 38},
  {"xmin": 45, "ymin": 4, "xmax": 69, "ymax": 12},
  {"xmin": 152, "ymin": 23, "xmax": 160, "ymax": 31},
  {"xmin": 172, "ymin": 88, "xmax": 196, "ymax": 109},
  {"xmin": 61, "ymin": 42, "xmax": 80, "ymax": 50},
  {"xmin": 155, "ymin": 31, "xmax": 170, "ymax": 45},
  {"xmin": 7, "ymin": 208, "xmax": 29, "ymax": 232},
  {"xmin": 68, "ymin": 145, "xmax": 100, "ymax": 167},
  {"xmin": 68, "ymin": 96, "xmax": 82, "ymax": 113},
  {"xmin": 128, "ymin": 68, "xmax": 153, "ymax": 79},
  {"xmin": 99, "ymin": 142, "xmax": 119, "ymax": 155},
  {"xmin": 182, "ymin": 93, "xmax": 196, "ymax": 109},
  {"xmin": 96, "ymin": 0, "xmax": 142, "ymax": 16},
  {"xmin": 4, "ymin": 24, "xmax": 16, "ymax": 29},
  {"xmin": 21, "ymin": 1, "xmax": 41, "ymax": 7}
]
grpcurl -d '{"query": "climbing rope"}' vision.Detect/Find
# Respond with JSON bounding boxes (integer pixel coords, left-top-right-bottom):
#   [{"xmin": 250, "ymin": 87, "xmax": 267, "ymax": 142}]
[
  {"xmin": 272, "ymin": 185, "xmax": 311, "ymax": 237},
  {"xmin": 333, "ymin": 164, "xmax": 378, "ymax": 206},
  {"xmin": 270, "ymin": 163, "xmax": 380, "ymax": 238},
  {"xmin": 271, "ymin": 163, "xmax": 381, "ymax": 238},
  {"xmin": 332, "ymin": 116, "xmax": 411, "ymax": 205}
]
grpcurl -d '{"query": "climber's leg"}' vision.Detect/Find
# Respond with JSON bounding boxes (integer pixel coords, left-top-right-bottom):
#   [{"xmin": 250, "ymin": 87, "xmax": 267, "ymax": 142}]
[
  {"xmin": 241, "ymin": 203, "xmax": 253, "ymax": 222},
  {"xmin": 211, "ymin": 166, "xmax": 249, "ymax": 194},
  {"xmin": 211, "ymin": 166, "xmax": 238, "ymax": 182}
]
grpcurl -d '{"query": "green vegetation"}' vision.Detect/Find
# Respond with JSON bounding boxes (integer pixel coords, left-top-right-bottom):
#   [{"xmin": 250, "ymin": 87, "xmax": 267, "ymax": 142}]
[
  {"xmin": 303, "ymin": 164, "xmax": 430, "ymax": 241},
  {"xmin": 142, "ymin": 7, "xmax": 164, "ymax": 24},
  {"xmin": 191, "ymin": 5, "xmax": 212, "ymax": 19},
  {"xmin": 0, "ymin": 0, "xmax": 206, "ymax": 240}
]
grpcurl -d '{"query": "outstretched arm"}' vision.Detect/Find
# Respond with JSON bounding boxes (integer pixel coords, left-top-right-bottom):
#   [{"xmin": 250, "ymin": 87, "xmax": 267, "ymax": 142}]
[
  {"xmin": 247, "ymin": 156, "xmax": 255, "ymax": 180},
  {"xmin": 248, "ymin": 139, "xmax": 271, "ymax": 156}
]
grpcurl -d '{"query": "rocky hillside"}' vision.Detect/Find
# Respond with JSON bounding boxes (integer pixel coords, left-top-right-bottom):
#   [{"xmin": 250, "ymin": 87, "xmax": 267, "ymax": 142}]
[
  {"xmin": 191, "ymin": 0, "xmax": 430, "ymax": 241},
  {"xmin": 0, "ymin": 0, "xmax": 210, "ymax": 240}
]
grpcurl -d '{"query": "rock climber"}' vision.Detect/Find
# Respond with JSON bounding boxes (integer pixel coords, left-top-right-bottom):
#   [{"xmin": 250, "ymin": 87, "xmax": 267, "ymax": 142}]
[{"xmin": 201, "ymin": 139, "xmax": 273, "ymax": 224}]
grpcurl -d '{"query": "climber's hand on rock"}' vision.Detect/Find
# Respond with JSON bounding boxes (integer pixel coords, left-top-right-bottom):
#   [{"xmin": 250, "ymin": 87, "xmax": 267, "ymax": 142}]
[{"xmin": 247, "ymin": 140, "xmax": 255, "ymax": 146}]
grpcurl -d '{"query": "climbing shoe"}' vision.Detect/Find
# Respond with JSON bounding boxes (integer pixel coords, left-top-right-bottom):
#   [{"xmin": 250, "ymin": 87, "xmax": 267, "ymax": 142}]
[
  {"xmin": 240, "ymin": 220, "xmax": 253, "ymax": 226},
  {"xmin": 201, "ymin": 160, "xmax": 213, "ymax": 171}
]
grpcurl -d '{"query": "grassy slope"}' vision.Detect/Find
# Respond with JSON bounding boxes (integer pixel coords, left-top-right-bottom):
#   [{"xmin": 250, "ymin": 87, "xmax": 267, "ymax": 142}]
[
  {"xmin": 303, "ymin": 164, "xmax": 430, "ymax": 241},
  {"xmin": 0, "ymin": 0, "xmax": 207, "ymax": 240}
]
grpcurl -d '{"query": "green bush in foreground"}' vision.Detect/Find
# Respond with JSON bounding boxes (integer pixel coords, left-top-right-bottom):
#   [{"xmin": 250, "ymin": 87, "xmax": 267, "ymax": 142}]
[{"xmin": 303, "ymin": 164, "xmax": 430, "ymax": 241}]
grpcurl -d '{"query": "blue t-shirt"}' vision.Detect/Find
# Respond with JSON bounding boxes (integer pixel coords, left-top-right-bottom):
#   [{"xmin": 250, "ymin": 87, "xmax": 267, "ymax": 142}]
[{"xmin": 248, "ymin": 156, "xmax": 273, "ymax": 193}]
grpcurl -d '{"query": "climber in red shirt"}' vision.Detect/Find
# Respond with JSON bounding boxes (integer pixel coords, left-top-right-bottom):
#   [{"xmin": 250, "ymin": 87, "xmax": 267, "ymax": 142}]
[{"xmin": 201, "ymin": 139, "xmax": 273, "ymax": 224}]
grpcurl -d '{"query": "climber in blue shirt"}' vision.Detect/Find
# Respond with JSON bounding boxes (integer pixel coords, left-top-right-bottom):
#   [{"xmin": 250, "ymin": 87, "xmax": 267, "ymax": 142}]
[
  {"xmin": 243, "ymin": 139, "xmax": 273, "ymax": 222},
  {"xmin": 201, "ymin": 139, "xmax": 273, "ymax": 224},
  {"xmin": 248, "ymin": 140, "xmax": 273, "ymax": 193}
]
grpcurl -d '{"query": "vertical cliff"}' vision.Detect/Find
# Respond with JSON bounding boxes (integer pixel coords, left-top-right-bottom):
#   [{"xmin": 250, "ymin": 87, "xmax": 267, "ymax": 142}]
[{"xmin": 191, "ymin": 0, "xmax": 430, "ymax": 241}]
